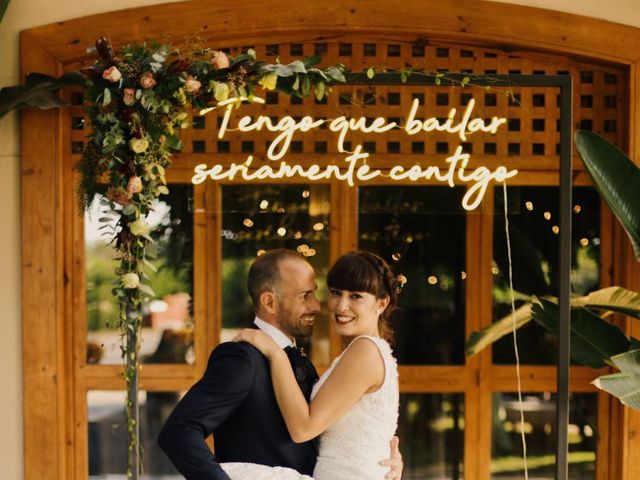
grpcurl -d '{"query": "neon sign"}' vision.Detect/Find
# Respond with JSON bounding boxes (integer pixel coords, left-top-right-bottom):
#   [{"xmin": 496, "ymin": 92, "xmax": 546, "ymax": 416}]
[{"xmin": 192, "ymin": 96, "xmax": 517, "ymax": 210}]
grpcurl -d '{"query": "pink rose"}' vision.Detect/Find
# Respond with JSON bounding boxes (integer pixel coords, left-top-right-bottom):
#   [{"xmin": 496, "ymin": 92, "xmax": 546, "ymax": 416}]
[
  {"xmin": 126, "ymin": 176, "xmax": 143, "ymax": 194},
  {"xmin": 102, "ymin": 66, "xmax": 122, "ymax": 83},
  {"xmin": 123, "ymin": 88, "xmax": 136, "ymax": 106},
  {"xmin": 212, "ymin": 51, "xmax": 230, "ymax": 69},
  {"xmin": 184, "ymin": 75, "xmax": 201, "ymax": 93},
  {"xmin": 140, "ymin": 72, "xmax": 156, "ymax": 89}
]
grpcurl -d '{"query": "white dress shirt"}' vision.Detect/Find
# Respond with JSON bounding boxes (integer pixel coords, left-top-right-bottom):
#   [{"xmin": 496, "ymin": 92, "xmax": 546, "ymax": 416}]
[{"xmin": 253, "ymin": 317, "xmax": 296, "ymax": 349}]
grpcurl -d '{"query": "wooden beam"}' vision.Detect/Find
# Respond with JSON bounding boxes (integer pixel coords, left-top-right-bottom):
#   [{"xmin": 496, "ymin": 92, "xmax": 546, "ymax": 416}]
[
  {"xmin": 20, "ymin": 32, "xmax": 68, "ymax": 480},
  {"xmin": 19, "ymin": 0, "xmax": 640, "ymax": 65}
]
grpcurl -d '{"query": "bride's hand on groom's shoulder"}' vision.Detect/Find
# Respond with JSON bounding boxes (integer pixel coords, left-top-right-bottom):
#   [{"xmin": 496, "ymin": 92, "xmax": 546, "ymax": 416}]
[{"xmin": 233, "ymin": 329, "xmax": 282, "ymax": 359}]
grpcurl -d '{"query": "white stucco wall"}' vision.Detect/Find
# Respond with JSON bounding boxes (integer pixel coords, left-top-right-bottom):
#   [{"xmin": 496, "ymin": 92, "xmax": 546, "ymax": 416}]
[{"xmin": 1, "ymin": 1, "xmax": 640, "ymax": 478}]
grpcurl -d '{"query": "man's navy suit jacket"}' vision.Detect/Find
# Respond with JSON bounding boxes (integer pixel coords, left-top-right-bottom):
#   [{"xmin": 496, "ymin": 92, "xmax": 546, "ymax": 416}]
[{"xmin": 158, "ymin": 341, "xmax": 318, "ymax": 480}]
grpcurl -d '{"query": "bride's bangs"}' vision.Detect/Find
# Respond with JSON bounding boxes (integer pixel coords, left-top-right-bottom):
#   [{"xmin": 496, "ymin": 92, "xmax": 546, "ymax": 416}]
[{"xmin": 327, "ymin": 253, "xmax": 381, "ymax": 296}]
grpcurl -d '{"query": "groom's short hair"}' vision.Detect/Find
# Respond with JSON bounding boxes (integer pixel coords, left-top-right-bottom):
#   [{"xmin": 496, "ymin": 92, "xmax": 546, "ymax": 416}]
[{"xmin": 247, "ymin": 249, "xmax": 305, "ymax": 310}]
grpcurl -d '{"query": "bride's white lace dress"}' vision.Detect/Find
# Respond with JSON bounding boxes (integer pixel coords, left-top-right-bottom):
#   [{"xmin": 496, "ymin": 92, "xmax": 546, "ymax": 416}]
[{"xmin": 222, "ymin": 335, "xmax": 399, "ymax": 480}]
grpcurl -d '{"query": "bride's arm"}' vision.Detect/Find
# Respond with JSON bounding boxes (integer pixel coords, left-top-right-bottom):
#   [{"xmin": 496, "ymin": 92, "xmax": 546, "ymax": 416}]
[{"xmin": 234, "ymin": 331, "xmax": 384, "ymax": 443}]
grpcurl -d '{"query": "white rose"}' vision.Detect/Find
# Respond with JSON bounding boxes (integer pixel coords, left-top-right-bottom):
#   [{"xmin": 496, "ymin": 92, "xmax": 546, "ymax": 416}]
[
  {"xmin": 214, "ymin": 82, "xmax": 230, "ymax": 101},
  {"xmin": 129, "ymin": 219, "xmax": 150, "ymax": 236},
  {"xmin": 129, "ymin": 137, "xmax": 149, "ymax": 154},
  {"xmin": 122, "ymin": 273, "xmax": 140, "ymax": 289}
]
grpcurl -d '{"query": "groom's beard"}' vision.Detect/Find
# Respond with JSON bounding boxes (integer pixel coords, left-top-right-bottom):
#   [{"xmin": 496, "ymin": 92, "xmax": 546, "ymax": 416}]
[{"xmin": 280, "ymin": 308, "xmax": 315, "ymax": 338}]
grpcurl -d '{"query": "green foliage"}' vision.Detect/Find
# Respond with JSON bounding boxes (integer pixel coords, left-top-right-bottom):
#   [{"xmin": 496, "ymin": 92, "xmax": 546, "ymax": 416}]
[
  {"xmin": 0, "ymin": 0, "xmax": 9, "ymax": 24},
  {"xmin": 575, "ymin": 130, "xmax": 640, "ymax": 260},
  {"xmin": 532, "ymin": 299, "xmax": 631, "ymax": 368},
  {"xmin": 466, "ymin": 287, "xmax": 640, "ymax": 366},
  {"xmin": 0, "ymin": 71, "xmax": 87, "ymax": 118},
  {"xmin": 593, "ymin": 349, "xmax": 640, "ymax": 409}
]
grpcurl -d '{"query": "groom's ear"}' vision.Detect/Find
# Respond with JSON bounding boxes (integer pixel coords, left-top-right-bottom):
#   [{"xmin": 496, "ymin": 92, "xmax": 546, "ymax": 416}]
[{"xmin": 259, "ymin": 291, "xmax": 277, "ymax": 314}]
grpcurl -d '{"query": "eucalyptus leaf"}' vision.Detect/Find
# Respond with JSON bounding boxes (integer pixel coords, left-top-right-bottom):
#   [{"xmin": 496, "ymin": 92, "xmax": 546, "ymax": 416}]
[
  {"xmin": 303, "ymin": 55, "xmax": 322, "ymax": 68},
  {"xmin": 102, "ymin": 88, "xmax": 112, "ymax": 107},
  {"xmin": 138, "ymin": 283, "xmax": 156, "ymax": 297},
  {"xmin": 287, "ymin": 60, "xmax": 308, "ymax": 74},
  {"xmin": 326, "ymin": 66, "xmax": 346, "ymax": 83},
  {"xmin": 575, "ymin": 130, "xmax": 640, "ymax": 261},
  {"xmin": 315, "ymin": 81, "xmax": 326, "ymax": 101}
]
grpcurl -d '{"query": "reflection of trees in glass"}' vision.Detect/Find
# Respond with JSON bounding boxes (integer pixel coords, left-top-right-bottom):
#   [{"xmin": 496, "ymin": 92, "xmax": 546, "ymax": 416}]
[
  {"xmin": 86, "ymin": 185, "xmax": 194, "ymax": 331},
  {"xmin": 221, "ymin": 258, "xmax": 253, "ymax": 328},
  {"xmin": 359, "ymin": 186, "xmax": 466, "ymax": 365},
  {"xmin": 220, "ymin": 185, "xmax": 331, "ymax": 353},
  {"xmin": 86, "ymin": 243, "xmax": 119, "ymax": 331},
  {"xmin": 492, "ymin": 187, "xmax": 601, "ymax": 364}
]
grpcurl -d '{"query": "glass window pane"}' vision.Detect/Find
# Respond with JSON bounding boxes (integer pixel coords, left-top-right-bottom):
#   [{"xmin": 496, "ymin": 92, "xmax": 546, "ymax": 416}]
[
  {"xmin": 398, "ymin": 393, "xmax": 465, "ymax": 479},
  {"xmin": 491, "ymin": 392, "xmax": 597, "ymax": 479},
  {"xmin": 86, "ymin": 186, "xmax": 195, "ymax": 365},
  {"xmin": 221, "ymin": 184, "xmax": 331, "ymax": 366},
  {"xmin": 88, "ymin": 390, "xmax": 182, "ymax": 478},
  {"xmin": 359, "ymin": 186, "xmax": 467, "ymax": 365},
  {"xmin": 492, "ymin": 187, "xmax": 601, "ymax": 364}
]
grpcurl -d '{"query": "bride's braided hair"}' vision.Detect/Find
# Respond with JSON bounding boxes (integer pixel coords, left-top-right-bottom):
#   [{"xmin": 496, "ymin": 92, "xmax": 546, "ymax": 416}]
[{"xmin": 326, "ymin": 251, "xmax": 402, "ymax": 344}]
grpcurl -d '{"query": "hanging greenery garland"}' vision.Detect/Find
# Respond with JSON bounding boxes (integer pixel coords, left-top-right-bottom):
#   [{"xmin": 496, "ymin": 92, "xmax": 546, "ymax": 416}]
[{"xmin": 72, "ymin": 36, "xmax": 347, "ymax": 478}]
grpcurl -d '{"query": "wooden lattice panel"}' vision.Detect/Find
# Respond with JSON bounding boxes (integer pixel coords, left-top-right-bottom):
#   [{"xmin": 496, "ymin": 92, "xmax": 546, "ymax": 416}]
[{"xmin": 68, "ymin": 41, "xmax": 627, "ymax": 172}]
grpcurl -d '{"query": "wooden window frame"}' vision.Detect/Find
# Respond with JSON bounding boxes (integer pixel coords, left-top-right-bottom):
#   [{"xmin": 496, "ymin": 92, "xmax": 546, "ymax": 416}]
[{"xmin": 20, "ymin": 1, "xmax": 640, "ymax": 478}]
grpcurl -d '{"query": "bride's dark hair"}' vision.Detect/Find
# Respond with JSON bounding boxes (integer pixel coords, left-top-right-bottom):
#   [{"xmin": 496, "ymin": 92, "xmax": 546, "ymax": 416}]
[{"xmin": 326, "ymin": 251, "xmax": 400, "ymax": 343}]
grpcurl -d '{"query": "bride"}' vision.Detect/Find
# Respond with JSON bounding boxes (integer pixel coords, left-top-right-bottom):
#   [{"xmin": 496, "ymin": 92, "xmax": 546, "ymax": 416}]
[{"xmin": 225, "ymin": 251, "xmax": 401, "ymax": 480}]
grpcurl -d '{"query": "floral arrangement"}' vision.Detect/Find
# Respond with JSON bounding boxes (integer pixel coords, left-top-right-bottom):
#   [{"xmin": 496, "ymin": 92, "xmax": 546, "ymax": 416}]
[{"xmin": 75, "ymin": 36, "xmax": 345, "ymax": 477}]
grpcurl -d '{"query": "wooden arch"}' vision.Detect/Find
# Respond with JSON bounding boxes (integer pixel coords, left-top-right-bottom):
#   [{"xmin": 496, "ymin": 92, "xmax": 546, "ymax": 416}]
[{"xmin": 21, "ymin": 0, "xmax": 640, "ymax": 478}]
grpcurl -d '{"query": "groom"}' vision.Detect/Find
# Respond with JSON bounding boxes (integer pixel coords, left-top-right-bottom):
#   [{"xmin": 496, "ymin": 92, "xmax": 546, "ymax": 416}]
[{"xmin": 158, "ymin": 249, "xmax": 403, "ymax": 479}]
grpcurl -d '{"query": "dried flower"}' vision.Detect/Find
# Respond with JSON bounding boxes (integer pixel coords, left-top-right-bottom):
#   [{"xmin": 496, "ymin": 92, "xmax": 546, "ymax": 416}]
[
  {"xmin": 102, "ymin": 66, "xmax": 122, "ymax": 83},
  {"xmin": 106, "ymin": 186, "xmax": 133, "ymax": 206}
]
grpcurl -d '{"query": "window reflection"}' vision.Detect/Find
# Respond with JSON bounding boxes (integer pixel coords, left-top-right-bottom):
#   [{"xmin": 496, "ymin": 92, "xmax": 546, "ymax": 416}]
[
  {"xmin": 398, "ymin": 393, "xmax": 465, "ymax": 480},
  {"xmin": 221, "ymin": 184, "xmax": 331, "ymax": 366},
  {"xmin": 492, "ymin": 187, "xmax": 601, "ymax": 364},
  {"xmin": 359, "ymin": 186, "xmax": 467, "ymax": 365},
  {"xmin": 85, "ymin": 186, "xmax": 194, "ymax": 365},
  {"xmin": 491, "ymin": 392, "xmax": 597, "ymax": 479},
  {"xmin": 88, "ymin": 390, "xmax": 182, "ymax": 478}
]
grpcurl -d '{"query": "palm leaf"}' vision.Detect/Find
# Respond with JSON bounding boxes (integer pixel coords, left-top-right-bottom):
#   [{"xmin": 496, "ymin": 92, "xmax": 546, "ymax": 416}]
[
  {"xmin": 531, "ymin": 299, "xmax": 630, "ymax": 368},
  {"xmin": 466, "ymin": 303, "xmax": 533, "ymax": 356},
  {"xmin": 575, "ymin": 130, "xmax": 640, "ymax": 261},
  {"xmin": 573, "ymin": 286, "xmax": 640, "ymax": 319},
  {"xmin": 0, "ymin": 71, "xmax": 87, "ymax": 118},
  {"xmin": 466, "ymin": 287, "xmax": 640, "ymax": 357},
  {"xmin": 593, "ymin": 349, "xmax": 640, "ymax": 410},
  {"xmin": 0, "ymin": 0, "xmax": 9, "ymax": 24}
]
